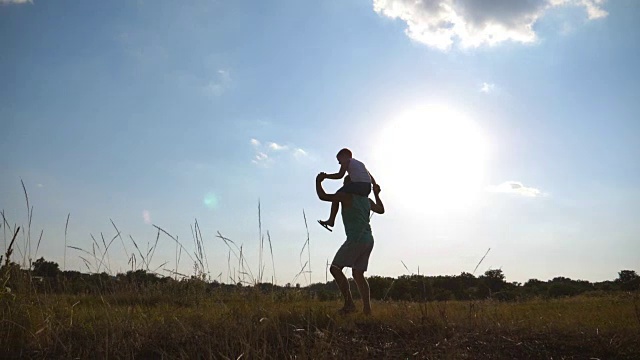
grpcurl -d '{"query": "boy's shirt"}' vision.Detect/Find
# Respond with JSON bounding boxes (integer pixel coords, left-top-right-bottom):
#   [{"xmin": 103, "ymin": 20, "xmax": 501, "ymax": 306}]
[{"xmin": 347, "ymin": 158, "xmax": 371, "ymax": 183}]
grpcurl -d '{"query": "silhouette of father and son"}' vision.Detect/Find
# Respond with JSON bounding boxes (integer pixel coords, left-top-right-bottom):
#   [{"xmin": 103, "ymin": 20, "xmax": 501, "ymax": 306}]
[{"xmin": 316, "ymin": 148, "xmax": 384, "ymax": 315}]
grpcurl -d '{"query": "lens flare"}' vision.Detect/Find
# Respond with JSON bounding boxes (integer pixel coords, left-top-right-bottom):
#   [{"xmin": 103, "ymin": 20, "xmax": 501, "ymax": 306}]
[
  {"xmin": 203, "ymin": 192, "xmax": 219, "ymax": 209},
  {"xmin": 142, "ymin": 210, "xmax": 152, "ymax": 224}
]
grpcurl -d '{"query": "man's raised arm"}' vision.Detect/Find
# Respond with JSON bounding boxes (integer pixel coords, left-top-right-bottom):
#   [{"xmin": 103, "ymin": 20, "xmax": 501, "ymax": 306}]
[{"xmin": 316, "ymin": 173, "xmax": 350, "ymax": 203}]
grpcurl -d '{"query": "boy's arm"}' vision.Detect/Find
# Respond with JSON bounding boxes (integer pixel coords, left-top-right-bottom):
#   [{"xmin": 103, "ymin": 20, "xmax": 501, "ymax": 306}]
[
  {"xmin": 369, "ymin": 183, "xmax": 385, "ymax": 214},
  {"xmin": 316, "ymin": 173, "xmax": 351, "ymax": 203},
  {"xmin": 324, "ymin": 162, "xmax": 348, "ymax": 180}
]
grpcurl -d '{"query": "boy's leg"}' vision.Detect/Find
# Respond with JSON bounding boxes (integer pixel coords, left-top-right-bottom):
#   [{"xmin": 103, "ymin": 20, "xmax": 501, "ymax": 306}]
[
  {"xmin": 352, "ymin": 269, "xmax": 371, "ymax": 315},
  {"xmin": 330, "ymin": 265, "xmax": 355, "ymax": 312},
  {"xmin": 319, "ymin": 201, "xmax": 340, "ymax": 228}
]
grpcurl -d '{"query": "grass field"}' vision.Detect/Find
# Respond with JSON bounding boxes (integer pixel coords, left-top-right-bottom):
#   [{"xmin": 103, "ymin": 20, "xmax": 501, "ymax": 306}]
[
  {"xmin": 1, "ymin": 195, "xmax": 639, "ymax": 358},
  {"xmin": 2, "ymin": 287, "xmax": 639, "ymax": 359}
]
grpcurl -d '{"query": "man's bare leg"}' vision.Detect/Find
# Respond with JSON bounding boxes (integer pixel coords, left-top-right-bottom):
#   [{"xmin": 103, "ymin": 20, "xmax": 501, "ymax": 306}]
[
  {"xmin": 330, "ymin": 265, "xmax": 355, "ymax": 313},
  {"xmin": 353, "ymin": 269, "xmax": 371, "ymax": 315},
  {"xmin": 319, "ymin": 201, "xmax": 340, "ymax": 228}
]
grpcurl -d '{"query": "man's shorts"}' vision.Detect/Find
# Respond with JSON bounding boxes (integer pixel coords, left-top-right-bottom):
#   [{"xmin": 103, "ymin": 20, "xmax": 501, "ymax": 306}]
[
  {"xmin": 331, "ymin": 241, "xmax": 374, "ymax": 271},
  {"xmin": 337, "ymin": 182, "xmax": 371, "ymax": 197}
]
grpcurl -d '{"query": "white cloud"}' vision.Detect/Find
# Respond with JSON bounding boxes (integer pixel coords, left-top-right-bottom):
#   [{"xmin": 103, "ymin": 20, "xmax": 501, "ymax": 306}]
[
  {"xmin": 579, "ymin": 0, "xmax": 608, "ymax": 19},
  {"xmin": 249, "ymin": 138, "xmax": 308, "ymax": 166},
  {"xmin": 251, "ymin": 152, "xmax": 271, "ymax": 167},
  {"xmin": 268, "ymin": 142, "xmax": 289, "ymax": 151},
  {"xmin": 142, "ymin": 210, "xmax": 152, "ymax": 225},
  {"xmin": 293, "ymin": 148, "xmax": 308, "ymax": 158},
  {"xmin": 487, "ymin": 181, "xmax": 545, "ymax": 197},
  {"xmin": 480, "ymin": 82, "xmax": 495, "ymax": 93},
  {"xmin": 36, "ymin": 183, "xmax": 44, "ymax": 188},
  {"xmin": 0, "ymin": 0, "xmax": 32, "ymax": 4},
  {"xmin": 373, "ymin": 0, "xmax": 608, "ymax": 50}
]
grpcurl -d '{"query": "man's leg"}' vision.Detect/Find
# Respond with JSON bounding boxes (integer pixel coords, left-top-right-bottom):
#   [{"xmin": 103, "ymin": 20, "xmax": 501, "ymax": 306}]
[
  {"xmin": 320, "ymin": 201, "xmax": 340, "ymax": 228},
  {"xmin": 352, "ymin": 269, "xmax": 371, "ymax": 315},
  {"xmin": 330, "ymin": 265, "xmax": 355, "ymax": 312}
]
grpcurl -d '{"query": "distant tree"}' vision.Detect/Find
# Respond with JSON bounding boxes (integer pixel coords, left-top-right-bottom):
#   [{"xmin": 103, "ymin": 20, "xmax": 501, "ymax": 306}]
[
  {"xmin": 458, "ymin": 272, "xmax": 476, "ymax": 287},
  {"xmin": 484, "ymin": 269, "xmax": 505, "ymax": 281},
  {"xmin": 388, "ymin": 276, "xmax": 413, "ymax": 301},
  {"xmin": 616, "ymin": 270, "xmax": 640, "ymax": 291},
  {"xmin": 32, "ymin": 257, "xmax": 60, "ymax": 278},
  {"xmin": 548, "ymin": 283, "xmax": 579, "ymax": 298},
  {"xmin": 368, "ymin": 276, "xmax": 393, "ymax": 300},
  {"xmin": 593, "ymin": 280, "xmax": 614, "ymax": 292},
  {"xmin": 521, "ymin": 279, "xmax": 547, "ymax": 298},
  {"xmin": 480, "ymin": 269, "xmax": 506, "ymax": 296},
  {"xmin": 124, "ymin": 269, "xmax": 161, "ymax": 285},
  {"xmin": 617, "ymin": 270, "xmax": 639, "ymax": 283},
  {"xmin": 524, "ymin": 279, "xmax": 544, "ymax": 287},
  {"xmin": 422, "ymin": 278, "xmax": 434, "ymax": 301}
]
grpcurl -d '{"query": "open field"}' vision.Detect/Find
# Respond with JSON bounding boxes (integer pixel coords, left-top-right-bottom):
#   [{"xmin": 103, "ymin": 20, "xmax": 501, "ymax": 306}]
[
  {"xmin": 1, "ymin": 196, "xmax": 639, "ymax": 358},
  {"xmin": 2, "ymin": 288, "xmax": 639, "ymax": 359}
]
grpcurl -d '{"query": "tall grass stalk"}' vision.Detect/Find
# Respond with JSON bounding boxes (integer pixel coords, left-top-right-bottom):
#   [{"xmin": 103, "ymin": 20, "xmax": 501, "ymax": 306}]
[
  {"xmin": 267, "ymin": 231, "xmax": 276, "ymax": 285},
  {"xmin": 258, "ymin": 200, "xmax": 263, "ymax": 283},
  {"xmin": 473, "ymin": 247, "xmax": 491, "ymax": 275},
  {"xmin": 64, "ymin": 213, "xmax": 70, "ymax": 271},
  {"xmin": 20, "ymin": 179, "xmax": 33, "ymax": 269}
]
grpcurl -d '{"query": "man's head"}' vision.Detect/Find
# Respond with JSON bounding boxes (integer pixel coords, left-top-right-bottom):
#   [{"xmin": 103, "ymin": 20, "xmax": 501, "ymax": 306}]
[{"xmin": 336, "ymin": 148, "xmax": 352, "ymax": 165}]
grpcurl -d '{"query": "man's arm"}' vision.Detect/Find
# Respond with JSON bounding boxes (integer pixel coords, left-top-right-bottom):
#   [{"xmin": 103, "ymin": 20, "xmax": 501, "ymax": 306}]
[
  {"xmin": 369, "ymin": 183, "xmax": 385, "ymax": 214},
  {"xmin": 316, "ymin": 173, "xmax": 351, "ymax": 203},
  {"xmin": 323, "ymin": 163, "xmax": 348, "ymax": 180}
]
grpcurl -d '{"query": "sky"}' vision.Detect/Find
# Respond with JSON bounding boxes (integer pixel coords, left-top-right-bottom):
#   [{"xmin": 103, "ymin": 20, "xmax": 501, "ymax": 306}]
[{"xmin": 1, "ymin": 0, "xmax": 638, "ymax": 285}]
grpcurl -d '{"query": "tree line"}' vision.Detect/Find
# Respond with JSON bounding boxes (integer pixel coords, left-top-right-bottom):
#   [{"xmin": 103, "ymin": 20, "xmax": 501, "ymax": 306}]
[{"xmin": 3, "ymin": 257, "xmax": 639, "ymax": 301}]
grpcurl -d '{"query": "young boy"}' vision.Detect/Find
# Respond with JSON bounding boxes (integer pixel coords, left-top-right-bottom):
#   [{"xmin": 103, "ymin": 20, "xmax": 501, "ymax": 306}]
[{"xmin": 318, "ymin": 148, "xmax": 374, "ymax": 231}]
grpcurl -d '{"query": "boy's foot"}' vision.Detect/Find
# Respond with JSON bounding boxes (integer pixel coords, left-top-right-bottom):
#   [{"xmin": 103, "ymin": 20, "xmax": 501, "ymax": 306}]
[{"xmin": 318, "ymin": 220, "xmax": 333, "ymax": 232}]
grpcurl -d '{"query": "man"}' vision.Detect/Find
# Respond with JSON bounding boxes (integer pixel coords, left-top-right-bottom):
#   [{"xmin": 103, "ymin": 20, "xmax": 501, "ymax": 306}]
[{"xmin": 316, "ymin": 173, "xmax": 385, "ymax": 315}]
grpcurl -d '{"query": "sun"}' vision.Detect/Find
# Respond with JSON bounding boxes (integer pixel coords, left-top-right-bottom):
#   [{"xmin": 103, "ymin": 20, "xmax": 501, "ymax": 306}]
[{"xmin": 373, "ymin": 104, "xmax": 489, "ymax": 214}]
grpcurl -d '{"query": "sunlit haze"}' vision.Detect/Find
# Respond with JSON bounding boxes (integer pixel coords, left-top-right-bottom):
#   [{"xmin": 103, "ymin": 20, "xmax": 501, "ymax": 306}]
[{"xmin": 374, "ymin": 104, "xmax": 489, "ymax": 214}]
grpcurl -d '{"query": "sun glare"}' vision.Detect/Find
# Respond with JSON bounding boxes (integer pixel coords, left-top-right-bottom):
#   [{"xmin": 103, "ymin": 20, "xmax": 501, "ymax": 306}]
[{"xmin": 373, "ymin": 104, "xmax": 489, "ymax": 214}]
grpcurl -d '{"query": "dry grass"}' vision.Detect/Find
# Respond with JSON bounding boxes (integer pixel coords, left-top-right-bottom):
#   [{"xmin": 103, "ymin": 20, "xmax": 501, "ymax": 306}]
[
  {"xmin": 1, "ymin": 289, "xmax": 639, "ymax": 359},
  {"xmin": 2, "ymin": 184, "xmax": 639, "ymax": 358}
]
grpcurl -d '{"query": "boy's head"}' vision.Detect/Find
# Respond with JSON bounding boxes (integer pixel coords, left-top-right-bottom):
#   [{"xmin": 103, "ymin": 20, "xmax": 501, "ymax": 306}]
[{"xmin": 336, "ymin": 148, "xmax": 352, "ymax": 165}]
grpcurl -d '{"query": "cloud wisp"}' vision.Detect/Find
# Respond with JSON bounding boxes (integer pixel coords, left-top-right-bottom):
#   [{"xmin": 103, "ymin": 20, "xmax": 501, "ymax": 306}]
[
  {"xmin": 373, "ymin": 0, "xmax": 608, "ymax": 50},
  {"xmin": 268, "ymin": 142, "xmax": 289, "ymax": 151},
  {"xmin": 249, "ymin": 138, "xmax": 307, "ymax": 167},
  {"xmin": 293, "ymin": 148, "xmax": 308, "ymax": 159},
  {"xmin": 480, "ymin": 82, "xmax": 496, "ymax": 93},
  {"xmin": 0, "ymin": 0, "xmax": 32, "ymax": 4},
  {"xmin": 487, "ymin": 181, "xmax": 545, "ymax": 197}
]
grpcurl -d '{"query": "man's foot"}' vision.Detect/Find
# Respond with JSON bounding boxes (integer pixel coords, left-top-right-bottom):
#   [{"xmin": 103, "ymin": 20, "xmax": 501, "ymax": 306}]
[
  {"xmin": 338, "ymin": 303, "xmax": 356, "ymax": 315},
  {"xmin": 318, "ymin": 220, "xmax": 333, "ymax": 232}
]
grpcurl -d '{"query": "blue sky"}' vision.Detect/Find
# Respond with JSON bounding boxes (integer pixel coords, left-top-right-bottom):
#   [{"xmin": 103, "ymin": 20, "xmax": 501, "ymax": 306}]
[{"xmin": 1, "ymin": 0, "xmax": 638, "ymax": 284}]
